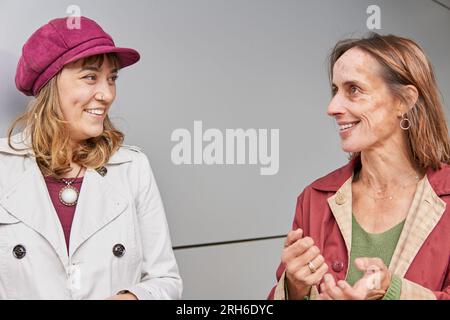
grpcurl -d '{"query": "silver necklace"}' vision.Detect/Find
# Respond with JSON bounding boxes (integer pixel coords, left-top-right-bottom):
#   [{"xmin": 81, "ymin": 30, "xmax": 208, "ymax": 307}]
[
  {"xmin": 59, "ymin": 167, "xmax": 83, "ymax": 206},
  {"xmin": 361, "ymin": 173, "xmax": 419, "ymax": 201}
]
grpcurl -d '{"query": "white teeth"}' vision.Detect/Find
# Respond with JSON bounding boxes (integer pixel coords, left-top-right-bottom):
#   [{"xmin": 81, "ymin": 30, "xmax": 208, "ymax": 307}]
[
  {"xmin": 339, "ymin": 122, "xmax": 359, "ymax": 131},
  {"xmin": 84, "ymin": 108, "xmax": 105, "ymax": 115}
]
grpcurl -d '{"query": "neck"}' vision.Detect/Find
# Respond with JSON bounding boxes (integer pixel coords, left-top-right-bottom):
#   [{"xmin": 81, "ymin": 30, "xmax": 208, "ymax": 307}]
[
  {"xmin": 69, "ymin": 139, "xmax": 81, "ymax": 153},
  {"xmin": 358, "ymin": 146, "xmax": 421, "ymax": 191},
  {"xmin": 63, "ymin": 140, "xmax": 85, "ymax": 179},
  {"xmin": 62, "ymin": 163, "xmax": 85, "ymax": 179}
]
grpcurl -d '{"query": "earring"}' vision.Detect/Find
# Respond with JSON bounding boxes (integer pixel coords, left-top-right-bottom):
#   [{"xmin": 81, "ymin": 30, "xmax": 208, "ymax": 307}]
[{"xmin": 400, "ymin": 114, "xmax": 411, "ymax": 130}]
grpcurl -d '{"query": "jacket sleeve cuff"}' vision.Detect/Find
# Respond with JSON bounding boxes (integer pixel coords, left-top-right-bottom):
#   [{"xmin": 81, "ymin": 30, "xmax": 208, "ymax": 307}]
[
  {"xmin": 273, "ymin": 271, "xmax": 287, "ymax": 300},
  {"xmin": 274, "ymin": 270, "xmax": 318, "ymax": 300},
  {"xmin": 382, "ymin": 274, "xmax": 402, "ymax": 300},
  {"xmin": 117, "ymin": 285, "xmax": 154, "ymax": 300}
]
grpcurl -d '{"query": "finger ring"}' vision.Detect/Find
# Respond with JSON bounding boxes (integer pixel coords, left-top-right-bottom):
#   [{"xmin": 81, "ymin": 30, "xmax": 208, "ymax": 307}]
[{"xmin": 307, "ymin": 261, "xmax": 317, "ymax": 273}]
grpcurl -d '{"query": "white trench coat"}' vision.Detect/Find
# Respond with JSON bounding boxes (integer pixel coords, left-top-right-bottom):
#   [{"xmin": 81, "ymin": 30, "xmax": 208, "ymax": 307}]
[{"xmin": 0, "ymin": 134, "xmax": 182, "ymax": 299}]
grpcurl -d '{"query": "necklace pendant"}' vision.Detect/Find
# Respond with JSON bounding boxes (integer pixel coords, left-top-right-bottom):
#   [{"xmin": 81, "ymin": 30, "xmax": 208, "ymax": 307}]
[{"xmin": 59, "ymin": 185, "xmax": 79, "ymax": 206}]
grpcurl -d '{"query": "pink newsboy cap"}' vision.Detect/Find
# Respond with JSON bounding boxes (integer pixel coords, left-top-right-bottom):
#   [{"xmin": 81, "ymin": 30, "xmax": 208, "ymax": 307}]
[{"xmin": 15, "ymin": 16, "xmax": 140, "ymax": 96}]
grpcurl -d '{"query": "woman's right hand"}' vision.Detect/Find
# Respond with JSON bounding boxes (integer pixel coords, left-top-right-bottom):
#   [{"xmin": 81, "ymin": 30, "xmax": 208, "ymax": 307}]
[{"xmin": 282, "ymin": 228, "xmax": 329, "ymax": 299}]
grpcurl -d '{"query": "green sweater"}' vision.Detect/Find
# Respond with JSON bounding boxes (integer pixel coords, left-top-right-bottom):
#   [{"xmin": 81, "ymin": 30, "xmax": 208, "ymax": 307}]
[{"xmin": 346, "ymin": 213, "xmax": 404, "ymax": 299}]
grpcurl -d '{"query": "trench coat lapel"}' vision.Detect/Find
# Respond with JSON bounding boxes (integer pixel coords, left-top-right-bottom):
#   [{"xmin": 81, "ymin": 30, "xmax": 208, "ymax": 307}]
[
  {"xmin": 68, "ymin": 167, "xmax": 129, "ymax": 257},
  {"xmin": 0, "ymin": 162, "xmax": 68, "ymax": 265},
  {"xmin": 327, "ymin": 176, "xmax": 353, "ymax": 255},
  {"xmin": 389, "ymin": 176, "xmax": 446, "ymax": 277}
]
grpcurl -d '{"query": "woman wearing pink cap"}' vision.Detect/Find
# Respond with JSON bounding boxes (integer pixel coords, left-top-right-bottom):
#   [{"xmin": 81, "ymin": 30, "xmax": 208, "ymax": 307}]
[{"xmin": 0, "ymin": 16, "xmax": 182, "ymax": 299}]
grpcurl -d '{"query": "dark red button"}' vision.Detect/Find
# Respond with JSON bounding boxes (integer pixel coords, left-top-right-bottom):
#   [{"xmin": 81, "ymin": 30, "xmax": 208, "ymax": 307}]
[{"xmin": 332, "ymin": 261, "xmax": 344, "ymax": 272}]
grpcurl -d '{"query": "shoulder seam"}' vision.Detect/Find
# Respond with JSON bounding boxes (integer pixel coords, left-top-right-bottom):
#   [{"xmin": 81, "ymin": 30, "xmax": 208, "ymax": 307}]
[{"xmin": 120, "ymin": 144, "xmax": 142, "ymax": 153}]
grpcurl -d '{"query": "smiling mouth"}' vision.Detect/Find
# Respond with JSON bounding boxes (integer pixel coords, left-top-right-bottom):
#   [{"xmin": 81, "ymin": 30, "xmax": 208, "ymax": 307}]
[
  {"xmin": 338, "ymin": 121, "xmax": 360, "ymax": 132},
  {"xmin": 84, "ymin": 108, "xmax": 105, "ymax": 116}
]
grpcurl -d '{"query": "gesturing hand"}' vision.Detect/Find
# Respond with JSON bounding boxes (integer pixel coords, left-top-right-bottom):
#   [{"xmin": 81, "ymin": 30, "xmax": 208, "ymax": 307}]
[
  {"xmin": 282, "ymin": 228, "xmax": 329, "ymax": 299},
  {"xmin": 318, "ymin": 257, "xmax": 391, "ymax": 300}
]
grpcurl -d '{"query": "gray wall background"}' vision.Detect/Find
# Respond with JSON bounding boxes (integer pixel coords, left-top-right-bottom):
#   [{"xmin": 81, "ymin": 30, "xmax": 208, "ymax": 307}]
[{"xmin": 0, "ymin": 0, "xmax": 449, "ymax": 299}]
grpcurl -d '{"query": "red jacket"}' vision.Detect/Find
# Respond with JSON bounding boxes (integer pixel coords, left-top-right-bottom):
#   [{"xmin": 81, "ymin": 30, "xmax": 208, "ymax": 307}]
[{"xmin": 268, "ymin": 158, "xmax": 450, "ymax": 300}]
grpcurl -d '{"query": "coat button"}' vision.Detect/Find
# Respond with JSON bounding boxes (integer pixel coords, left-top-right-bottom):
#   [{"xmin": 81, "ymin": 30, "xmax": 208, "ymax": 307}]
[
  {"xmin": 13, "ymin": 245, "xmax": 26, "ymax": 259},
  {"xmin": 113, "ymin": 244, "xmax": 125, "ymax": 257},
  {"xmin": 332, "ymin": 260, "xmax": 344, "ymax": 272},
  {"xmin": 96, "ymin": 166, "xmax": 108, "ymax": 177},
  {"xmin": 335, "ymin": 192, "xmax": 346, "ymax": 205}
]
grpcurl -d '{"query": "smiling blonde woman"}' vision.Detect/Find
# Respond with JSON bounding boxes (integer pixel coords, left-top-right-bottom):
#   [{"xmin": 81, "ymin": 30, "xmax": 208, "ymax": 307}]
[{"xmin": 0, "ymin": 16, "xmax": 182, "ymax": 300}]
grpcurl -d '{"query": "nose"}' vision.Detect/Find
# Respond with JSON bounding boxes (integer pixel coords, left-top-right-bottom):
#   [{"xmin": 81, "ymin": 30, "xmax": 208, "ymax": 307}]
[
  {"xmin": 327, "ymin": 94, "xmax": 347, "ymax": 117},
  {"xmin": 95, "ymin": 79, "xmax": 115, "ymax": 104}
]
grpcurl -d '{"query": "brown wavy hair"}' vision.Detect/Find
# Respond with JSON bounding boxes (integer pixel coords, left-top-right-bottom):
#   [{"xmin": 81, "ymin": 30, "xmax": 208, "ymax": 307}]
[
  {"xmin": 329, "ymin": 33, "xmax": 450, "ymax": 170},
  {"xmin": 8, "ymin": 53, "xmax": 124, "ymax": 178}
]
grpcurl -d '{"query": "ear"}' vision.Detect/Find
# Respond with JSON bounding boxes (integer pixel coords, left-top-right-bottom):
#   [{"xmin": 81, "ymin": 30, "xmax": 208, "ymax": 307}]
[{"xmin": 398, "ymin": 85, "xmax": 419, "ymax": 115}]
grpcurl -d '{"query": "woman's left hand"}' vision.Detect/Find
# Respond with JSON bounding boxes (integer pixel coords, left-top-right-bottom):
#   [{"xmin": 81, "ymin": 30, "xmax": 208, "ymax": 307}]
[
  {"xmin": 318, "ymin": 257, "xmax": 391, "ymax": 300},
  {"xmin": 105, "ymin": 292, "xmax": 138, "ymax": 300}
]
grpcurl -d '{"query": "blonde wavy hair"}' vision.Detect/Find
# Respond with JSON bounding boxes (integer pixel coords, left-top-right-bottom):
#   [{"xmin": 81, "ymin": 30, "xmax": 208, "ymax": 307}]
[{"xmin": 8, "ymin": 53, "xmax": 124, "ymax": 178}]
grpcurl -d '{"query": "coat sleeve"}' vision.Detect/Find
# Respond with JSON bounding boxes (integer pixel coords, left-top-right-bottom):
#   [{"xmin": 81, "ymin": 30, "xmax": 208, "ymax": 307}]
[
  {"xmin": 268, "ymin": 190, "xmax": 319, "ymax": 300},
  {"xmin": 433, "ymin": 260, "xmax": 450, "ymax": 300},
  {"xmin": 118, "ymin": 151, "xmax": 182, "ymax": 300},
  {"xmin": 399, "ymin": 277, "xmax": 449, "ymax": 300},
  {"xmin": 431, "ymin": 240, "xmax": 450, "ymax": 299}
]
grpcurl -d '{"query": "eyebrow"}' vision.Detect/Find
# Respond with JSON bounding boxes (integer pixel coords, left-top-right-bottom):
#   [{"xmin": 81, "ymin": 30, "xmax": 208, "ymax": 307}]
[
  {"xmin": 79, "ymin": 66, "xmax": 119, "ymax": 73},
  {"xmin": 332, "ymin": 80, "xmax": 366, "ymax": 88}
]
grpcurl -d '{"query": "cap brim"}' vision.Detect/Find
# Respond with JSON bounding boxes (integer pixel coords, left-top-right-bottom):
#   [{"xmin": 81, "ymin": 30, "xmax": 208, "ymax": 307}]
[{"xmin": 65, "ymin": 45, "xmax": 140, "ymax": 69}]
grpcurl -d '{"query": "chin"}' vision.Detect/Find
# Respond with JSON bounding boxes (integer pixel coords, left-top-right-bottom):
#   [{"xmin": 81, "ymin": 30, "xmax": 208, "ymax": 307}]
[
  {"xmin": 340, "ymin": 141, "xmax": 363, "ymax": 153},
  {"xmin": 84, "ymin": 128, "xmax": 104, "ymax": 140}
]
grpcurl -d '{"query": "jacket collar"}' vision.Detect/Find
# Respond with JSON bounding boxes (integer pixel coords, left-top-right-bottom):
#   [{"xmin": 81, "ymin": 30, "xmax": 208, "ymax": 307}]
[
  {"xmin": 0, "ymin": 132, "xmax": 133, "ymax": 165},
  {"xmin": 68, "ymin": 167, "xmax": 129, "ymax": 257},
  {"xmin": 426, "ymin": 164, "xmax": 450, "ymax": 197},
  {"xmin": 311, "ymin": 156, "xmax": 450, "ymax": 197},
  {"xmin": 389, "ymin": 176, "xmax": 446, "ymax": 277},
  {"xmin": 0, "ymin": 132, "xmax": 32, "ymax": 156},
  {"xmin": 327, "ymin": 177, "xmax": 353, "ymax": 255},
  {"xmin": 310, "ymin": 157, "xmax": 360, "ymax": 192},
  {"xmin": 0, "ymin": 163, "xmax": 70, "ymax": 265}
]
